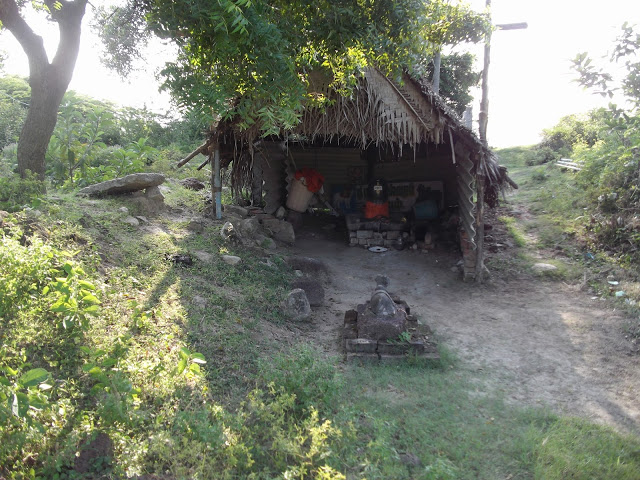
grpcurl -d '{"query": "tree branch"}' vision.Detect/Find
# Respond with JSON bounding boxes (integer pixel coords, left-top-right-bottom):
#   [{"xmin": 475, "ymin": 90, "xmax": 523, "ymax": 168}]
[
  {"xmin": 50, "ymin": 0, "xmax": 88, "ymax": 86},
  {"xmin": 0, "ymin": 0, "xmax": 49, "ymax": 70}
]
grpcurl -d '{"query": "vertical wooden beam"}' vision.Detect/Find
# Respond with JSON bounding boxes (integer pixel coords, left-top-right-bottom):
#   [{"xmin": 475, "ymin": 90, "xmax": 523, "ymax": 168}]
[
  {"xmin": 251, "ymin": 152, "xmax": 263, "ymax": 207},
  {"xmin": 432, "ymin": 49, "xmax": 441, "ymax": 94},
  {"xmin": 475, "ymin": 159, "xmax": 486, "ymax": 283},
  {"xmin": 210, "ymin": 137, "xmax": 222, "ymax": 220},
  {"xmin": 479, "ymin": 0, "xmax": 492, "ymax": 146}
]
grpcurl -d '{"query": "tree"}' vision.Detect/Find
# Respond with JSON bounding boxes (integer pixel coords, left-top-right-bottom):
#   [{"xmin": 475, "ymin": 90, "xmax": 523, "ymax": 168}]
[
  {"xmin": 426, "ymin": 52, "xmax": 480, "ymax": 116},
  {"xmin": 0, "ymin": 0, "xmax": 88, "ymax": 180},
  {"xmin": 96, "ymin": 0, "xmax": 488, "ymax": 133}
]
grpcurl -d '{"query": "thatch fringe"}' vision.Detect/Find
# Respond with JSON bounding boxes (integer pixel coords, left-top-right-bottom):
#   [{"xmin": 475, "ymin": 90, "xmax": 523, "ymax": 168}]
[{"xmin": 215, "ymin": 67, "xmax": 515, "ymax": 201}]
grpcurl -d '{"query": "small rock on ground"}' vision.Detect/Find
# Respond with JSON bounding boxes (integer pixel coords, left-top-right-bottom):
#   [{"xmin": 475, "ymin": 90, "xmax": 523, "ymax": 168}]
[
  {"xmin": 291, "ymin": 278, "xmax": 325, "ymax": 307},
  {"xmin": 284, "ymin": 289, "xmax": 311, "ymax": 320},
  {"xmin": 224, "ymin": 205, "xmax": 249, "ymax": 218},
  {"xmin": 122, "ymin": 216, "xmax": 140, "ymax": 226},
  {"xmin": 532, "ymin": 263, "xmax": 558, "ymax": 272},
  {"xmin": 193, "ymin": 250, "xmax": 213, "ymax": 263},
  {"xmin": 222, "ymin": 255, "xmax": 241, "ymax": 265}
]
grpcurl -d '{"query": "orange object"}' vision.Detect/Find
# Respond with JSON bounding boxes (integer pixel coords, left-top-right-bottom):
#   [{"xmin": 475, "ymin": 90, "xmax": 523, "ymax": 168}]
[{"xmin": 364, "ymin": 201, "xmax": 389, "ymax": 219}]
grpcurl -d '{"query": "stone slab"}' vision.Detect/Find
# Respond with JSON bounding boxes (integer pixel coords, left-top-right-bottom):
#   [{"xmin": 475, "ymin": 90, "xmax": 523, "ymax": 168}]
[{"xmin": 78, "ymin": 173, "xmax": 165, "ymax": 196}]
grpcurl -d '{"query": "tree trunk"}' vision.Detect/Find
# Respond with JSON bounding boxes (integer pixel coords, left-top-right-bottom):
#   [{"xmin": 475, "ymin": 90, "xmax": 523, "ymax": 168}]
[
  {"xmin": 0, "ymin": 0, "xmax": 88, "ymax": 180},
  {"xmin": 17, "ymin": 74, "xmax": 67, "ymax": 179}
]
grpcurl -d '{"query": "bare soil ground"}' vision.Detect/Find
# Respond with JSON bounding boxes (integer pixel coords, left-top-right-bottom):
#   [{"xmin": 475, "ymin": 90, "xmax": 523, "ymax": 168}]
[{"xmin": 289, "ymin": 220, "xmax": 640, "ymax": 436}]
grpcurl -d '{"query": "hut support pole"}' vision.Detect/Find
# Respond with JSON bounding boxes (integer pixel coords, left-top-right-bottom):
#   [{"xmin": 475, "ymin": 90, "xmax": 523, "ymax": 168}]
[
  {"xmin": 211, "ymin": 141, "xmax": 222, "ymax": 219},
  {"xmin": 475, "ymin": 168, "xmax": 486, "ymax": 283}
]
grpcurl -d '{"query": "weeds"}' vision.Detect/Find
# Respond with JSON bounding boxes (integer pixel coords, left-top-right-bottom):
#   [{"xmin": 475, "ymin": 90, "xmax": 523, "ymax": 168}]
[{"xmin": 500, "ymin": 215, "xmax": 527, "ymax": 247}]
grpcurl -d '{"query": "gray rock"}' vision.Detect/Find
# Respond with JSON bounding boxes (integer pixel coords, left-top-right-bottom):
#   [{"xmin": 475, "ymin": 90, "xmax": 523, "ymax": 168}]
[
  {"xmin": 255, "ymin": 234, "xmax": 277, "ymax": 250},
  {"xmin": 224, "ymin": 205, "xmax": 249, "ymax": 218},
  {"xmin": 135, "ymin": 216, "xmax": 149, "ymax": 224},
  {"xmin": 122, "ymin": 216, "xmax": 140, "ymax": 226},
  {"xmin": 287, "ymin": 256, "xmax": 328, "ymax": 274},
  {"xmin": 118, "ymin": 206, "xmax": 129, "ymax": 213},
  {"xmin": 532, "ymin": 263, "xmax": 558, "ymax": 272},
  {"xmin": 262, "ymin": 218, "xmax": 295, "ymax": 244},
  {"xmin": 188, "ymin": 219, "xmax": 206, "ymax": 233},
  {"xmin": 180, "ymin": 177, "xmax": 205, "ymax": 190},
  {"xmin": 370, "ymin": 289, "xmax": 397, "ymax": 316},
  {"xmin": 145, "ymin": 185, "xmax": 164, "ymax": 203},
  {"xmin": 358, "ymin": 309, "xmax": 407, "ymax": 341},
  {"xmin": 375, "ymin": 275, "xmax": 390, "ymax": 288},
  {"xmin": 292, "ymin": 278, "xmax": 325, "ymax": 307},
  {"xmin": 78, "ymin": 173, "xmax": 165, "ymax": 196},
  {"xmin": 275, "ymin": 206, "xmax": 286, "ymax": 219},
  {"xmin": 221, "ymin": 221, "xmax": 236, "ymax": 241},
  {"xmin": 284, "ymin": 289, "xmax": 311, "ymax": 320},
  {"xmin": 222, "ymin": 255, "xmax": 241, "ymax": 266},
  {"xmin": 238, "ymin": 217, "xmax": 261, "ymax": 237},
  {"xmin": 193, "ymin": 250, "xmax": 213, "ymax": 263}
]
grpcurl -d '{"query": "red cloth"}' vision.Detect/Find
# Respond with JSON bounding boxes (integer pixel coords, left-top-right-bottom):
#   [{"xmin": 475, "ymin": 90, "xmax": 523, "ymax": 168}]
[
  {"xmin": 295, "ymin": 168, "xmax": 324, "ymax": 193},
  {"xmin": 364, "ymin": 201, "xmax": 389, "ymax": 219}
]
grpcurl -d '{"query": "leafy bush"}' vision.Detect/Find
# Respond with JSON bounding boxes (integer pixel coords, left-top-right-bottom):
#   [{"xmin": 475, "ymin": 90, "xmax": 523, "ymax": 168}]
[
  {"xmin": 258, "ymin": 346, "xmax": 342, "ymax": 414},
  {"xmin": 0, "ymin": 224, "xmax": 56, "ymax": 319},
  {"xmin": 0, "ymin": 171, "xmax": 43, "ymax": 212}
]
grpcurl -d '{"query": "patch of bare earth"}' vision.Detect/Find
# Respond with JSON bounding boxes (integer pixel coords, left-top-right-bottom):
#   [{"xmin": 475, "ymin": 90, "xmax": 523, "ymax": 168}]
[{"xmin": 289, "ymin": 224, "xmax": 640, "ymax": 436}]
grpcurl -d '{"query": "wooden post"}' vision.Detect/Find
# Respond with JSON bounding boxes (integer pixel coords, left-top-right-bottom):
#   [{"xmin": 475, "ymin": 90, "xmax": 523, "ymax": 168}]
[
  {"xmin": 211, "ymin": 139, "xmax": 222, "ymax": 219},
  {"xmin": 475, "ymin": 160, "xmax": 486, "ymax": 283},
  {"xmin": 479, "ymin": 0, "xmax": 491, "ymax": 146},
  {"xmin": 432, "ymin": 50, "xmax": 441, "ymax": 94},
  {"xmin": 251, "ymin": 153, "xmax": 263, "ymax": 207}
]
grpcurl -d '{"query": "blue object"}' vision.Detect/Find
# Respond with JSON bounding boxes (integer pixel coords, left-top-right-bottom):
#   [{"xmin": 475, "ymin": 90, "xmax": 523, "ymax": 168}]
[{"xmin": 414, "ymin": 200, "xmax": 438, "ymax": 220}]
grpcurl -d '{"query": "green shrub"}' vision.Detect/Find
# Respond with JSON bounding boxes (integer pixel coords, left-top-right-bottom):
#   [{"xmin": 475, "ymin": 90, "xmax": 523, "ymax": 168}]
[
  {"xmin": 0, "ymin": 172, "xmax": 43, "ymax": 212},
  {"xmin": 0, "ymin": 224, "xmax": 56, "ymax": 318},
  {"xmin": 258, "ymin": 346, "xmax": 342, "ymax": 414}
]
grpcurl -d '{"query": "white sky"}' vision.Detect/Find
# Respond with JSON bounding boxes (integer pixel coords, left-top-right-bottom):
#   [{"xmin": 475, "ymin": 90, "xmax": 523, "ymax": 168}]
[{"xmin": 1, "ymin": 1, "xmax": 640, "ymax": 147}]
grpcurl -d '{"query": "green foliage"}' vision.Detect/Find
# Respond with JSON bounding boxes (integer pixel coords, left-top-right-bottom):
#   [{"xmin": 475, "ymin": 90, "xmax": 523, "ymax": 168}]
[
  {"xmin": 46, "ymin": 93, "xmax": 116, "ymax": 186},
  {"xmin": 568, "ymin": 24, "xmax": 640, "ymax": 264},
  {"xmin": 0, "ymin": 223, "xmax": 55, "ymax": 319},
  {"xmin": 538, "ymin": 110, "xmax": 606, "ymax": 160},
  {"xmin": 175, "ymin": 346, "xmax": 207, "ymax": 376},
  {"xmin": 45, "ymin": 94, "xmax": 162, "ymax": 187},
  {"xmin": 0, "ymin": 76, "xmax": 29, "ymax": 152},
  {"xmin": 0, "ymin": 366, "xmax": 52, "ymax": 422},
  {"xmin": 46, "ymin": 261, "xmax": 101, "ymax": 332},
  {"xmin": 258, "ymin": 346, "xmax": 341, "ymax": 414},
  {"xmin": 0, "ymin": 171, "xmax": 43, "ymax": 212},
  {"xmin": 426, "ymin": 52, "xmax": 481, "ymax": 116},
  {"xmin": 97, "ymin": 0, "xmax": 488, "ymax": 134}
]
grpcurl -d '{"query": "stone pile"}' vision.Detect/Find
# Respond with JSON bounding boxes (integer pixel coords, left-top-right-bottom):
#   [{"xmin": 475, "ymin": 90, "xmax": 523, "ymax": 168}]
[
  {"xmin": 349, "ymin": 229, "xmax": 414, "ymax": 248},
  {"xmin": 343, "ymin": 276, "xmax": 437, "ymax": 363}
]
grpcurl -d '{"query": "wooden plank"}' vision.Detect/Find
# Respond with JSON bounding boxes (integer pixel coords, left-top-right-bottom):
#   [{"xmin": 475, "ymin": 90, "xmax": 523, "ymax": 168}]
[{"xmin": 557, "ymin": 159, "xmax": 581, "ymax": 171}]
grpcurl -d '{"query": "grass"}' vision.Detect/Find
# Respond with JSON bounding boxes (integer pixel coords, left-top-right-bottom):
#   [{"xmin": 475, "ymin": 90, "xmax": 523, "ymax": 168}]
[
  {"xmin": 2, "ymin": 179, "xmax": 640, "ymax": 478},
  {"xmin": 500, "ymin": 215, "xmax": 527, "ymax": 247}
]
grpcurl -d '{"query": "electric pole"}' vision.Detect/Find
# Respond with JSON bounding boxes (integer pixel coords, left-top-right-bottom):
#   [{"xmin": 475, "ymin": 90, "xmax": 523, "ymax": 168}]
[{"xmin": 478, "ymin": 0, "xmax": 527, "ymax": 146}]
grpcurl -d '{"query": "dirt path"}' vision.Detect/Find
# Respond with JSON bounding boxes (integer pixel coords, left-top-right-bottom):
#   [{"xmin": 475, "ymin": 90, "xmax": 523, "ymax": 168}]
[{"xmin": 291, "ymin": 230, "xmax": 640, "ymax": 435}]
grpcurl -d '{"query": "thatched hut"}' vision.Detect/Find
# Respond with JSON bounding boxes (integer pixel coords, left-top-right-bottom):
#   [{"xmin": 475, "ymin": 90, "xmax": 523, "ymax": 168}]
[{"xmin": 189, "ymin": 68, "xmax": 513, "ymax": 281}]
